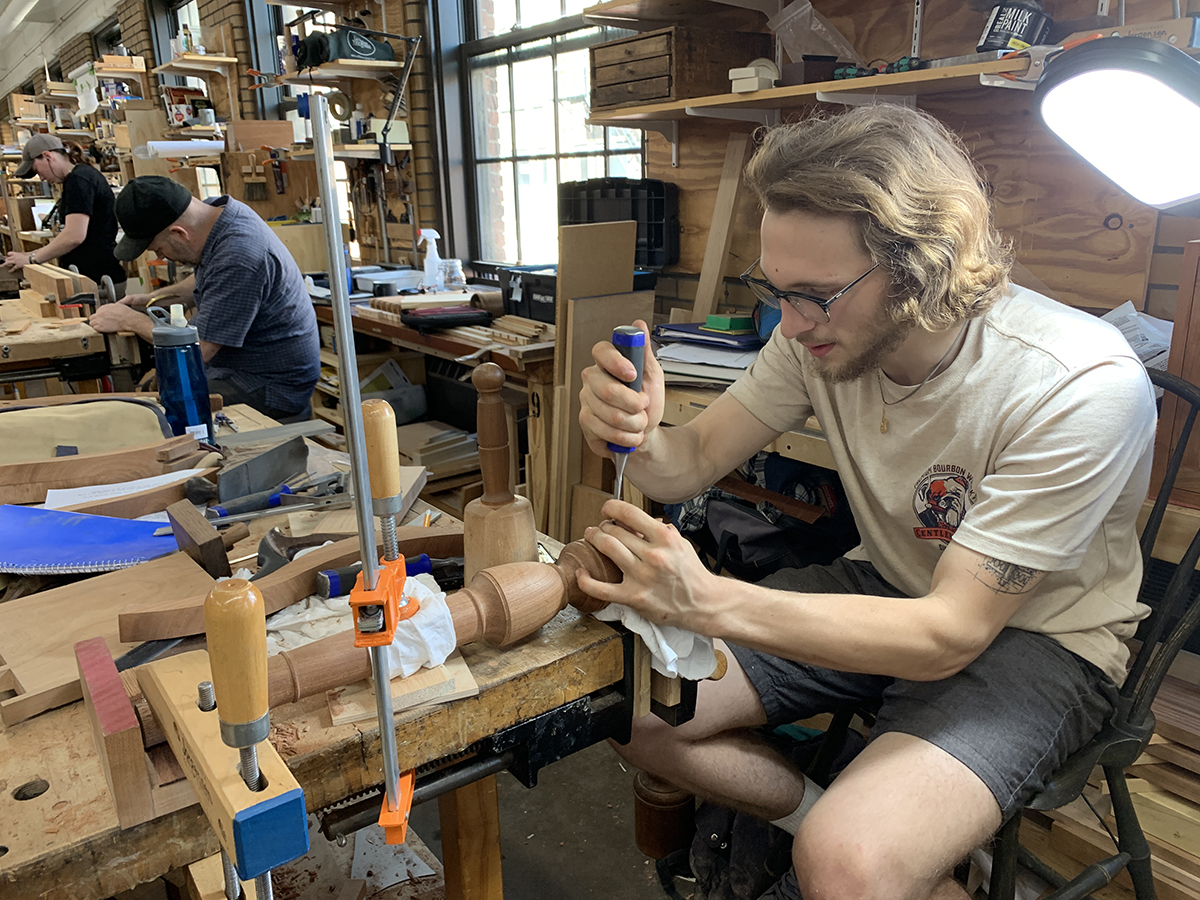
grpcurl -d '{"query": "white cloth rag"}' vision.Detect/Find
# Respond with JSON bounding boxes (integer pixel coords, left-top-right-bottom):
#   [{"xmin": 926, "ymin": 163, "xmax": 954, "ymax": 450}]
[
  {"xmin": 594, "ymin": 604, "xmax": 718, "ymax": 680},
  {"xmin": 382, "ymin": 575, "xmax": 457, "ymax": 677}
]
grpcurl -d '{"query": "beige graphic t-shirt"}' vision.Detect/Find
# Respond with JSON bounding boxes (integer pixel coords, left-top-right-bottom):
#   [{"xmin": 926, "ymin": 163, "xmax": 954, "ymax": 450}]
[{"xmin": 726, "ymin": 286, "xmax": 1158, "ymax": 684}]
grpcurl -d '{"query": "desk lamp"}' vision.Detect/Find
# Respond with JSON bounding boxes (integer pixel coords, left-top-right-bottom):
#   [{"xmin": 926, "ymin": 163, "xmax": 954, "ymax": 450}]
[{"xmin": 1033, "ymin": 36, "xmax": 1200, "ymax": 209}]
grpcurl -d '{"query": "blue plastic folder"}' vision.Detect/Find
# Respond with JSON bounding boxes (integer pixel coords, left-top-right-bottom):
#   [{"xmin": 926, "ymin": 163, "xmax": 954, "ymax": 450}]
[{"xmin": 0, "ymin": 505, "xmax": 180, "ymax": 574}]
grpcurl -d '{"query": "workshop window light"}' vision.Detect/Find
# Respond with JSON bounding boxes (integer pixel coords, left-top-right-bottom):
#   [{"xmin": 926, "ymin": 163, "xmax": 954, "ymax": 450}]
[{"xmin": 1034, "ymin": 36, "xmax": 1200, "ymax": 209}]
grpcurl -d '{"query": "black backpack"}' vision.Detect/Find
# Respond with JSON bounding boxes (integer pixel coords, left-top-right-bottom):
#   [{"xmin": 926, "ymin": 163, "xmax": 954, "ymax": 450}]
[{"xmin": 666, "ymin": 452, "xmax": 860, "ymax": 583}]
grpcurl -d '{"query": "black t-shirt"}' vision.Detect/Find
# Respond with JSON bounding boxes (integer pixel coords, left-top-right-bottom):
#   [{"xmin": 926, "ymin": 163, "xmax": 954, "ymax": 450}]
[{"xmin": 58, "ymin": 163, "xmax": 127, "ymax": 285}]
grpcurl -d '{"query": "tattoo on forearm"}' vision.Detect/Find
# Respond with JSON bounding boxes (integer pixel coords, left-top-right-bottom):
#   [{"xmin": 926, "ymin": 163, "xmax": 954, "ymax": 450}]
[{"xmin": 979, "ymin": 558, "xmax": 1041, "ymax": 594}]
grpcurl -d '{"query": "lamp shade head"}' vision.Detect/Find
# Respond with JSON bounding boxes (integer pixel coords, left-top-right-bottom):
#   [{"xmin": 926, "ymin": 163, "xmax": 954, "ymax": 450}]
[{"xmin": 1033, "ymin": 36, "xmax": 1200, "ymax": 209}]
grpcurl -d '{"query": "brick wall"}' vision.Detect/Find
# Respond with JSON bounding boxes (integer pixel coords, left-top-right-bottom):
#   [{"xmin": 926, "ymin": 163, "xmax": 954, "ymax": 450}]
[
  {"xmin": 117, "ymin": 0, "xmax": 160, "ymax": 97},
  {"xmin": 196, "ymin": 0, "xmax": 256, "ymax": 119},
  {"xmin": 59, "ymin": 34, "xmax": 97, "ymax": 77},
  {"xmin": 400, "ymin": 0, "xmax": 441, "ymax": 249}
]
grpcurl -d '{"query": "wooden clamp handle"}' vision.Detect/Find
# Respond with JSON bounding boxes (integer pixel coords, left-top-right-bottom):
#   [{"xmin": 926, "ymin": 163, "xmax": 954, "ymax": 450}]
[
  {"xmin": 472, "ymin": 362, "xmax": 514, "ymax": 507},
  {"xmin": 203, "ymin": 578, "xmax": 268, "ymax": 726},
  {"xmin": 362, "ymin": 398, "xmax": 400, "ymax": 500}
]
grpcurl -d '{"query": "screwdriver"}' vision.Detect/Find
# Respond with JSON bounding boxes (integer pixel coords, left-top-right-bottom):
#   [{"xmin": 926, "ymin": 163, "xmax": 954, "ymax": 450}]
[{"xmin": 607, "ymin": 325, "xmax": 646, "ymax": 501}]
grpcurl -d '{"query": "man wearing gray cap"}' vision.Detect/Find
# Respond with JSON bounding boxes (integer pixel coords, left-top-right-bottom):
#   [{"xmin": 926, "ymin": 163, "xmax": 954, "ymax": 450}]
[
  {"xmin": 89, "ymin": 175, "xmax": 318, "ymax": 422},
  {"xmin": 3, "ymin": 133, "xmax": 127, "ymax": 295}
]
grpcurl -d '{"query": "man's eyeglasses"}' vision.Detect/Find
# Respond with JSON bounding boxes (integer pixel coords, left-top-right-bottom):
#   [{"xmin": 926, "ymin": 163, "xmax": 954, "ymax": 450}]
[{"xmin": 739, "ymin": 258, "xmax": 879, "ymax": 323}]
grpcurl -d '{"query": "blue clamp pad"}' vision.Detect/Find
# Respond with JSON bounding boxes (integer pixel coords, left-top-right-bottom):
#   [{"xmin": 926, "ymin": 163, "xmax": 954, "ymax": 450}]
[{"xmin": 232, "ymin": 787, "xmax": 310, "ymax": 880}]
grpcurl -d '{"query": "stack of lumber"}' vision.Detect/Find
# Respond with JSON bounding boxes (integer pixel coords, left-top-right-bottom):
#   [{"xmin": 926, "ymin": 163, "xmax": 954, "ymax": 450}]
[
  {"xmin": 1034, "ymin": 674, "xmax": 1200, "ymax": 899},
  {"xmin": 396, "ymin": 420, "xmax": 482, "ymax": 517}
]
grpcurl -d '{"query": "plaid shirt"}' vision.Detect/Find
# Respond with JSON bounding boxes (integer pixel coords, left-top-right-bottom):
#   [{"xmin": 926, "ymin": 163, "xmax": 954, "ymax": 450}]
[{"xmin": 193, "ymin": 197, "xmax": 319, "ymax": 414}]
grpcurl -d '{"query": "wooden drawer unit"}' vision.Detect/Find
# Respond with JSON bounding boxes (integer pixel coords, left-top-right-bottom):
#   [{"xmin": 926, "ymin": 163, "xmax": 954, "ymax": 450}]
[{"xmin": 589, "ymin": 27, "xmax": 772, "ymax": 111}]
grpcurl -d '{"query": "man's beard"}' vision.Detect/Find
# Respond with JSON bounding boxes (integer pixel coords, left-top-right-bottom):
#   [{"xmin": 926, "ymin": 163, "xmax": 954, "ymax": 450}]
[{"xmin": 812, "ymin": 313, "xmax": 912, "ymax": 385}]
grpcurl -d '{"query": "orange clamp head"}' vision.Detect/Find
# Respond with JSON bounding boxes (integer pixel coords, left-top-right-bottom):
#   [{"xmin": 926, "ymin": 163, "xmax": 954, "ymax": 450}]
[
  {"xmin": 379, "ymin": 769, "xmax": 416, "ymax": 845},
  {"xmin": 349, "ymin": 555, "xmax": 420, "ymax": 647}
]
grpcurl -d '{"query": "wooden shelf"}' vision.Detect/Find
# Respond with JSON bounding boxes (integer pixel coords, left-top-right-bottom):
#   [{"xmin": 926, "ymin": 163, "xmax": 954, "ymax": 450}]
[
  {"xmin": 52, "ymin": 129, "xmax": 96, "ymax": 140},
  {"xmin": 33, "ymin": 92, "xmax": 78, "ymax": 107},
  {"xmin": 152, "ymin": 54, "xmax": 238, "ymax": 77},
  {"xmin": 319, "ymin": 348, "xmax": 339, "ymax": 367},
  {"xmin": 582, "ymin": 0, "xmax": 770, "ymax": 29},
  {"xmin": 93, "ymin": 65, "xmax": 148, "ymax": 78},
  {"xmin": 313, "ymin": 404, "xmax": 344, "ymax": 426},
  {"xmin": 586, "ymin": 58, "xmax": 1031, "ymax": 124},
  {"xmin": 290, "ymin": 142, "xmax": 409, "ymax": 161},
  {"xmin": 280, "ymin": 59, "xmax": 404, "ymax": 85}
]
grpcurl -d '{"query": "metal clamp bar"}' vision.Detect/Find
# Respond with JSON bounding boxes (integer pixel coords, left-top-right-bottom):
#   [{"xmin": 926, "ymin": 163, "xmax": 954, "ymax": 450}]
[{"xmin": 311, "ymin": 92, "xmax": 379, "ymax": 595}]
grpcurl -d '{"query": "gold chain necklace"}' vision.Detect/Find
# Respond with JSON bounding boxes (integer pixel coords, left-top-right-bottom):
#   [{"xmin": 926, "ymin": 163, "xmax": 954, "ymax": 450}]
[{"xmin": 878, "ymin": 322, "xmax": 968, "ymax": 434}]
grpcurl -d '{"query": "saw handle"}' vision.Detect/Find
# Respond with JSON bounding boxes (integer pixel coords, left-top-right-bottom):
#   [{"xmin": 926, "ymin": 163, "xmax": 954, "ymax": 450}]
[
  {"xmin": 203, "ymin": 578, "xmax": 268, "ymax": 727},
  {"xmin": 362, "ymin": 398, "xmax": 400, "ymax": 501}
]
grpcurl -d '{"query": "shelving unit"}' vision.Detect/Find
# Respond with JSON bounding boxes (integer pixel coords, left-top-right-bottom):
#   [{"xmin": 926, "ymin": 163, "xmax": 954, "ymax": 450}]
[
  {"xmin": 280, "ymin": 58, "xmax": 405, "ymax": 86},
  {"xmin": 587, "ymin": 57, "xmax": 1030, "ymax": 125},
  {"xmin": 289, "ymin": 142, "xmax": 410, "ymax": 161},
  {"xmin": 92, "ymin": 61, "xmax": 152, "ymax": 102},
  {"xmin": 582, "ymin": 0, "xmax": 770, "ymax": 30},
  {"xmin": 151, "ymin": 54, "xmax": 241, "ymax": 119}
]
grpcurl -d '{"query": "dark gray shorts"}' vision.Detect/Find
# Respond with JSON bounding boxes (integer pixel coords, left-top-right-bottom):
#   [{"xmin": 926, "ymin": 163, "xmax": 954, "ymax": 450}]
[{"xmin": 728, "ymin": 558, "xmax": 1120, "ymax": 820}]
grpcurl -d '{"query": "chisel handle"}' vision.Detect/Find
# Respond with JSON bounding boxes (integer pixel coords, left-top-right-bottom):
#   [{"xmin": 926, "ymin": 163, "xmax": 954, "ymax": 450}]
[{"xmin": 606, "ymin": 325, "xmax": 646, "ymax": 455}]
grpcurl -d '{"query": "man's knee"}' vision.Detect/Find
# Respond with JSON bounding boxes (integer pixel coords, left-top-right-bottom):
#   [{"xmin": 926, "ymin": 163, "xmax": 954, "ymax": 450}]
[
  {"xmin": 793, "ymin": 808, "xmax": 926, "ymax": 900},
  {"xmin": 608, "ymin": 711, "xmax": 687, "ymax": 773}
]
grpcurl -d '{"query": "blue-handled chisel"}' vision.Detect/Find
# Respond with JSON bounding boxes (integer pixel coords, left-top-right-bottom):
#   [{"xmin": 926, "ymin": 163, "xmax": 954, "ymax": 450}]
[{"xmin": 607, "ymin": 325, "xmax": 646, "ymax": 501}]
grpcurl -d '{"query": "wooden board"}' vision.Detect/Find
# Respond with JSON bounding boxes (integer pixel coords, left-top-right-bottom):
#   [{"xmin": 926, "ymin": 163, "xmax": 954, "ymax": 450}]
[
  {"xmin": 268, "ymin": 223, "xmax": 329, "ymax": 273},
  {"xmin": 0, "ymin": 552, "xmax": 214, "ymax": 726},
  {"xmin": 1155, "ymin": 676, "xmax": 1200, "ymax": 753},
  {"xmin": 326, "ymin": 650, "xmax": 480, "ymax": 725},
  {"xmin": 117, "ymin": 524, "xmax": 465, "ymax": 642},
  {"xmin": 439, "ymin": 776, "xmax": 503, "ymax": 900},
  {"xmin": 0, "ymin": 434, "xmax": 196, "ymax": 505},
  {"xmin": 550, "ymin": 223, "xmax": 639, "ymax": 540},
  {"xmin": 691, "ymin": 131, "xmax": 753, "ymax": 322},
  {"xmin": 75, "ymin": 636, "xmax": 155, "ymax": 829},
  {"xmin": 560, "ymin": 291, "xmax": 656, "ymax": 542},
  {"xmin": 58, "ymin": 467, "xmax": 219, "ymax": 519}
]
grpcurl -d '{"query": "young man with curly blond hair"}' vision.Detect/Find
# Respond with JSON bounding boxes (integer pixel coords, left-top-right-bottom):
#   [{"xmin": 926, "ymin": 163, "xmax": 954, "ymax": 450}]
[{"xmin": 577, "ymin": 104, "xmax": 1157, "ymax": 900}]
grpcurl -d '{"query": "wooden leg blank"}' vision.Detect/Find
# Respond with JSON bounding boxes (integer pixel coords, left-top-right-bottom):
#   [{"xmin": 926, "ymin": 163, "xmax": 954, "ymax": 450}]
[{"xmin": 438, "ymin": 775, "xmax": 504, "ymax": 900}]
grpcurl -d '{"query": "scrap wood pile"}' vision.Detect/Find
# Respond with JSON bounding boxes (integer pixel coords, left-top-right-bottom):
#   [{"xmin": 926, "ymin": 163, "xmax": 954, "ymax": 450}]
[
  {"xmin": 1024, "ymin": 674, "xmax": 1200, "ymax": 899},
  {"xmin": 397, "ymin": 420, "xmax": 484, "ymax": 518}
]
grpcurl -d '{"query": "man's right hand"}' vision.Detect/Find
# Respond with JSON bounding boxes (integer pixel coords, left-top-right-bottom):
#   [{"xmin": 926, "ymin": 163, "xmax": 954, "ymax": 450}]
[
  {"xmin": 579, "ymin": 320, "xmax": 665, "ymax": 459},
  {"xmin": 119, "ymin": 292, "xmax": 153, "ymax": 308}
]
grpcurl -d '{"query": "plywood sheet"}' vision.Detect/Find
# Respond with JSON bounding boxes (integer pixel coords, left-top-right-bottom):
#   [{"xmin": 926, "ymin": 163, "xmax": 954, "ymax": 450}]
[{"xmin": 0, "ymin": 552, "xmax": 213, "ymax": 726}]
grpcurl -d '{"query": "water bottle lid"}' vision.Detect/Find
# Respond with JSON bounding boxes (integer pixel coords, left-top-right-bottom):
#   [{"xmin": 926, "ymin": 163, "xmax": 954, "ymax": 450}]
[{"xmin": 150, "ymin": 305, "xmax": 199, "ymax": 346}]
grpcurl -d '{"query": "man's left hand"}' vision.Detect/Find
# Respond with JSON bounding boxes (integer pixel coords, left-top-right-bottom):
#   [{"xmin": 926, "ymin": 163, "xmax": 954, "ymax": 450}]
[
  {"xmin": 88, "ymin": 303, "xmax": 148, "ymax": 335},
  {"xmin": 578, "ymin": 499, "xmax": 718, "ymax": 632},
  {"xmin": 3, "ymin": 251, "xmax": 31, "ymax": 271}
]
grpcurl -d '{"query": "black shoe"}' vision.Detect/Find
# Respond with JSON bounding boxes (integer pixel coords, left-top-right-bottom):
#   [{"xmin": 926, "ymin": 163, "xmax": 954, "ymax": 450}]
[{"xmin": 756, "ymin": 866, "xmax": 801, "ymax": 900}]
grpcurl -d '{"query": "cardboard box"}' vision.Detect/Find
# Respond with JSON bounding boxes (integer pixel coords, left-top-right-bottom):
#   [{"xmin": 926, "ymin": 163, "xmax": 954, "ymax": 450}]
[
  {"xmin": 1063, "ymin": 17, "xmax": 1200, "ymax": 50},
  {"xmin": 10, "ymin": 94, "xmax": 46, "ymax": 120},
  {"xmin": 101, "ymin": 54, "xmax": 147, "ymax": 71}
]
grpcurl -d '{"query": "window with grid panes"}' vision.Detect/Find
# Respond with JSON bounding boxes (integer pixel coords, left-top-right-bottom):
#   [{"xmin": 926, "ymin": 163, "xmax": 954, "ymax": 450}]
[{"xmin": 467, "ymin": 2, "xmax": 644, "ymax": 264}]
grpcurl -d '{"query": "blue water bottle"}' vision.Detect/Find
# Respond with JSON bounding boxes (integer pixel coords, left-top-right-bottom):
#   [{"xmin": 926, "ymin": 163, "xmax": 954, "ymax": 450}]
[{"xmin": 149, "ymin": 304, "xmax": 216, "ymax": 444}]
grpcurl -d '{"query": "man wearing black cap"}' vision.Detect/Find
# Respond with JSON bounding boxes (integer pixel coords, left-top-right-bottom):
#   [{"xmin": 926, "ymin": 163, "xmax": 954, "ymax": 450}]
[{"xmin": 89, "ymin": 175, "xmax": 319, "ymax": 423}]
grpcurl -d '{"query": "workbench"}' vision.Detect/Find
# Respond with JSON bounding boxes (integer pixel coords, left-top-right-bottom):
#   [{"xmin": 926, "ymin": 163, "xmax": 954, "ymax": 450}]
[
  {"xmin": 0, "ymin": 291, "xmax": 121, "ymax": 399},
  {"xmin": 0, "ymin": 603, "xmax": 627, "ymax": 898}
]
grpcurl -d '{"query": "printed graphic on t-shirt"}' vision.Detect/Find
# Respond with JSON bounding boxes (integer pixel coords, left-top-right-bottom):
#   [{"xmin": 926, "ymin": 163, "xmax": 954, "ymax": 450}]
[{"xmin": 912, "ymin": 466, "xmax": 976, "ymax": 543}]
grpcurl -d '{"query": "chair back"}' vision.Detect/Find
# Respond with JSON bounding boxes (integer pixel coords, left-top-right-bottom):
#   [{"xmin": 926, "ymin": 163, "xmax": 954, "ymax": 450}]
[{"xmin": 1122, "ymin": 368, "xmax": 1200, "ymax": 730}]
